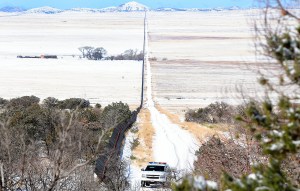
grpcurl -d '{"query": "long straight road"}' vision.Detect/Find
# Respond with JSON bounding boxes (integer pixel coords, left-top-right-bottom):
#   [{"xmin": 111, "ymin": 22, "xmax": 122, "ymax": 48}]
[{"xmin": 144, "ymin": 16, "xmax": 198, "ymax": 172}]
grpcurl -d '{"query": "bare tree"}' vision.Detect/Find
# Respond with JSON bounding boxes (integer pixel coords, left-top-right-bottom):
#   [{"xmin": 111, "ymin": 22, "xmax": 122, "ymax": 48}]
[
  {"xmin": 0, "ymin": 108, "xmax": 107, "ymax": 190},
  {"xmin": 78, "ymin": 46, "xmax": 94, "ymax": 59},
  {"xmin": 102, "ymin": 156, "xmax": 130, "ymax": 191}
]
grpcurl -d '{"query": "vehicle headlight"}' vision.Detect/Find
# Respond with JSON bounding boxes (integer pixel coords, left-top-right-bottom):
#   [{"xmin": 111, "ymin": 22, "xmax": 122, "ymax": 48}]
[
  {"xmin": 160, "ymin": 175, "xmax": 166, "ymax": 179},
  {"xmin": 142, "ymin": 174, "xmax": 146, "ymax": 178}
]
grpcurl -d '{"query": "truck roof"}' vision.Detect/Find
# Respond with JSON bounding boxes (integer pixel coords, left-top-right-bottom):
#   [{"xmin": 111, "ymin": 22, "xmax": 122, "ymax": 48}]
[{"xmin": 147, "ymin": 162, "xmax": 168, "ymax": 166}]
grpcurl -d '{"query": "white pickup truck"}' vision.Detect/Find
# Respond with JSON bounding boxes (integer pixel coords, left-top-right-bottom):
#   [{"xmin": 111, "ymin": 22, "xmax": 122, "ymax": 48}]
[{"xmin": 141, "ymin": 162, "xmax": 171, "ymax": 187}]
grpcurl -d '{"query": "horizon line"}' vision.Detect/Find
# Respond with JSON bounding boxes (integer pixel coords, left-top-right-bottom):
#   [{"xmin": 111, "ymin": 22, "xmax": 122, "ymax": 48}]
[{"xmin": 0, "ymin": 1, "xmax": 259, "ymax": 10}]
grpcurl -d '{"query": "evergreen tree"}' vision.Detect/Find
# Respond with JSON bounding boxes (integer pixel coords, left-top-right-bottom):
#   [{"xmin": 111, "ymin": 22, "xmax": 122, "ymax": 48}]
[{"xmin": 222, "ymin": 3, "xmax": 300, "ymax": 190}]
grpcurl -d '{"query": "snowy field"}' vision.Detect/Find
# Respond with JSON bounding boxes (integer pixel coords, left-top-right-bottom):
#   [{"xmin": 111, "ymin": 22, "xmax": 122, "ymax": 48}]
[
  {"xmin": 147, "ymin": 10, "xmax": 276, "ymax": 114},
  {"xmin": 147, "ymin": 10, "xmax": 259, "ymax": 61},
  {"xmin": 0, "ymin": 12, "xmax": 144, "ymax": 56},
  {"xmin": 0, "ymin": 12, "xmax": 144, "ymax": 107},
  {"xmin": 0, "ymin": 59, "xmax": 142, "ymax": 106}
]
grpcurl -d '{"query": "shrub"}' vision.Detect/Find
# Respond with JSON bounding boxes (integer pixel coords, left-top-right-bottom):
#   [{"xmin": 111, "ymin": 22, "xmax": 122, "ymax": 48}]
[
  {"xmin": 78, "ymin": 108, "xmax": 102, "ymax": 124},
  {"xmin": 43, "ymin": 97, "xmax": 59, "ymax": 108},
  {"xmin": 194, "ymin": 136, "xmax": 251, "ymax": 183},
  {"xmin": 58, "ymin": 98, "xmax": 90, "ymax": 110},
  {"xmin": 149, "ymin": 57, "xmax": 158, "ymax": 61},
  {"xmin": 0, "ymin": 97, "xmax": 8, "ymax": 108},
  {"xmin": 7, "ymin": 95, "xmax": 40, "ymax": 110},
  {"xmin": 185, "ymin": 102, "xmax": 235, "ymax": 124},
  {"xmin": 130, "ymin": 137, "xmax": 140, "ymax": 150},
  {"xmin": 6, "ymin": 103, "xmax": 56, "ymax": 142},
  {"xmin": 101, "ymin": 102, "xmax": 131, "ymax": 129},
  {"xmin": 95, "ymin": 103, "xmax": 101, "ymax": 109},
  {"xmin": 130, "ymin": 126, "xmax": 138, "ymax": 134},
  {"xmin": 110, "ymin": 49, "xmax": 144, "ymax": 61}
]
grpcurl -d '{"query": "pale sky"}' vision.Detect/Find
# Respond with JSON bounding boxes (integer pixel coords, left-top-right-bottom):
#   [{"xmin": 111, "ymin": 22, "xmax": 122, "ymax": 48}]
[{"xmin": 0, "ymin": 0, "xmax": 258, "ymax": 9}]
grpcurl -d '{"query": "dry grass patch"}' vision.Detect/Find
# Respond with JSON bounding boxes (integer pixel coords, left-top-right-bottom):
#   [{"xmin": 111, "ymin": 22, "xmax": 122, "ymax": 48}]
[
  {"xmin": 204, "ymin": 123, "xmax": 235, "ymax": 132},
  {"xmin": 155, "ymin": 104, "xmax": 218, "ymax": 142},
  {"xmin": 132, "ymin": 108, "xmax": 155, "ymax": 168}
]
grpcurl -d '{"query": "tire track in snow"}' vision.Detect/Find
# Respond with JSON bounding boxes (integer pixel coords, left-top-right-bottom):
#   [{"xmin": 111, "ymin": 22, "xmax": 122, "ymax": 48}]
[
  {"xmin": 151, "ymin": 108, "xmax": 180, "ymax": 167},
  {"xmin": 144, "ymin": 17, "xmax": 198, "ymax": 172}
]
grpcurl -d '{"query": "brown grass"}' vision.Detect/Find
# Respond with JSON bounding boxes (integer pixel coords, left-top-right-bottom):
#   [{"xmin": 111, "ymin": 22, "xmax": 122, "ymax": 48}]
[
  {"xmin": 155, "ymin": 104, "xmax": 218, "ymax": 142},
  {"xmin": 132, "ymin": 108, "xmax": 155, "ymax": 168}
]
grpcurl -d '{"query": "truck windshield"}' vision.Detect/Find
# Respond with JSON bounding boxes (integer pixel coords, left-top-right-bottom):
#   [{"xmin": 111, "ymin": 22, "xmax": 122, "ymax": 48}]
[{"xmin": 145, "ymin": 165, "xmax": 165, "ymax": 171}]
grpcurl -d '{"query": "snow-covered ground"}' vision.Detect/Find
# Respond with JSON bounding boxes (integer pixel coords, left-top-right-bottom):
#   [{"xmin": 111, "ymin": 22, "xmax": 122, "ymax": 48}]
[
  {"xmin": 146, "ymin": 10, "xmax": 278, "ymax": 115},
  {"xmin": 0, "ymin": 58, "xmax": 142, "ymax": 106},
  {"xmin": 147, "ymin": 10, "xmax": 257, "ymax": 61},
  {"xmin": 0, "ymin": 12, "xmax": 145, "ymax": 107},
  {"xmin": 0, "ymin": 12, "xmax": 144, "ymax": 57}
]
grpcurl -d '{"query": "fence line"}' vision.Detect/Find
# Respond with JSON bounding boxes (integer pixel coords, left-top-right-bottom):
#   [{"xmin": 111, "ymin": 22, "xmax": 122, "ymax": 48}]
[
  {"xmin": 140, "ymin": 11, "xmax": 147, "ymax": 107},
  {"xmin": 95, "ymin": 11, "xmax": 147, "ymax": 180},
  {"xmin": 94, "ymin": 107, "xmax": 141, "ymax": 179}
]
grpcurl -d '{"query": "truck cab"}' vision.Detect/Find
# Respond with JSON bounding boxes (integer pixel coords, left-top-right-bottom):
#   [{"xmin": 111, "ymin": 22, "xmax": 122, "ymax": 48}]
[{"xmin": 141, "ymin": 162, "xmax": 171, "ymax": 187}]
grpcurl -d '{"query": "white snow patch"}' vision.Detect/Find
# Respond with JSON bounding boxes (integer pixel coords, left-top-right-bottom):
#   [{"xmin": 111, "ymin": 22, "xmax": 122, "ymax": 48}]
[
  {"xmin": 272, "ymin": 130, "xmax": 283, "ymax": 137},
  {"xmin": 269, "ymin": 142, "xmax": 284, "ymax": 151},
  {"xmin": 121, "ymin": 127, "xmax": 143, "ymax": 189},
  {"xmin": 255, "ymin": 186, "xmax": 271, "ymax": 191},
  {"xmin": 193, "ymin": 176, "xmax": 206, "ymax": 190},
  {"xmin": 207, "ymin": 181, "xmax": 218, "ymax": 190},
  {"xmin": 293, "ymin": 140, "xmax": 300, "ymax": 147},
  {"xmin": 248, "ymin": 173, "xmax": 257, "ymax": 181},
  {"xmin": 121, "ymin": 130, "xmax": 135, "ymax": 162}
]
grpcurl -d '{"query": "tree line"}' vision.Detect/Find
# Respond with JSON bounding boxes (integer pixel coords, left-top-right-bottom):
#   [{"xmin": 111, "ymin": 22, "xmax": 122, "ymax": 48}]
[{"xmin": 78, "ymin": 46, "xmax": 144, "ymax": 61}]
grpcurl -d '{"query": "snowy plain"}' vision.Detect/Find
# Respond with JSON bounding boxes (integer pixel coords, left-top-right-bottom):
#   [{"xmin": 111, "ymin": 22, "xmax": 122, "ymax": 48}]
[
  {"xmin": 147, "ymin": 10, "xmax": 278, "ymax": 115},
  {"xmin": 0, "ymin": 12, "xmax": 145, "ymax": 107},
  {"xmin": 0, "ymin": 12, "xmax": 144, "ymax": 56},
  {"xmin": 0, "ymin": 59, "xmax": 142, "ymax": 106}
]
